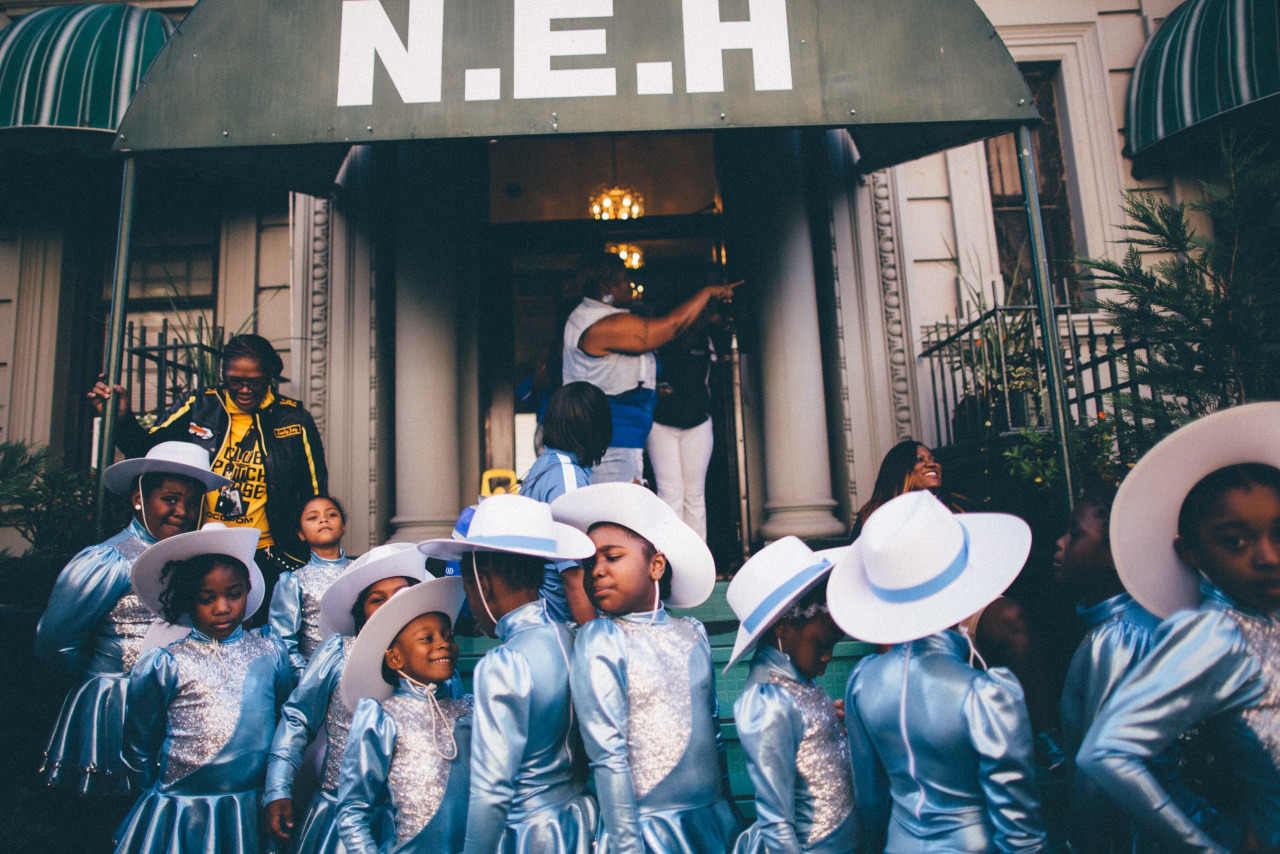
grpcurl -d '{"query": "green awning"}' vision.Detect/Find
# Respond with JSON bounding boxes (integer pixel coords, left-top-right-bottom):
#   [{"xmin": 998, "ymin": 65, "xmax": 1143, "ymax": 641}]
[
  {"xmin": 0, "ymin": 3, "xmax": 174, "ymax": 147},
  {"xmin": 1127, "ymin": 0, "xmax": 1280, "ymax": 176},
  {"xmin": 111, "ymin": 0, "xmax": 1038, "ymax": 194}
]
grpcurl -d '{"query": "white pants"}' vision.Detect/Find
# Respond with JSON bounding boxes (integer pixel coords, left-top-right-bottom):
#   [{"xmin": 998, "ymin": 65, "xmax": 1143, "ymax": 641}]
[
  {"xmin": 646, "ymin": 418, "xmax": 714, "ymax": 540},
  {"xmin": 591, "ymin": 446, "xmax": 645, "ymax": 485}
]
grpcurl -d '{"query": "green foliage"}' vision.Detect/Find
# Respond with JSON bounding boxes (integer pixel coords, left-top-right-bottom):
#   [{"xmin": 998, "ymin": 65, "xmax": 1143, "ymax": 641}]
[
  {"xmin": 1000, "ymin": 413, "xmax": 1132, "ymax": 498},
  {"xmin": 1077, "ymin": 138, "xmax": 1280, "ymax": 451},
  {"xmin": 0, "ymin": 441, "xmax": 97, "ymax": 606}
]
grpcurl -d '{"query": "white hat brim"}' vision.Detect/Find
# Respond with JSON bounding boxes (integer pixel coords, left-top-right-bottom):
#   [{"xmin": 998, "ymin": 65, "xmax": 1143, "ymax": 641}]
[
  {"xmin": 320, "ymin": 545, "xmax": 428, "ymax": 637},
  {"xmin": 551, "ymin": 483, "xmax": 716, "ymax": 608},
  {"xmin": 131, "ymin": 526, "xmax": 265, "ymax": 626},
  {"xmin": 416, "ymin": 523, "xmax": 595, "ymax": 563},
  {"xmin": 828, "ymin": 513, "xmax": 1030, "ymax": 644},
  {"xmin": 340, "ymin": 577, "xmax": 465, "ymax": 712},
  {"xmin": 1111, "ymin": 402, "xmax": 1280, "ymax": 618},
  {"xmin": 103, "ymin": 458, "xmax": 231, "ymax": 496}
]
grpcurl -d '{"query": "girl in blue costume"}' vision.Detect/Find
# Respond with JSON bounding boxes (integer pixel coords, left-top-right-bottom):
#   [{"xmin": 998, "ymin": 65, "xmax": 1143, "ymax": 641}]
[
  {"xmin": 264, "ymin": 542, "xmax": 426, "ymax": 853},
  {"xmin": 115, "ymin": 523, "xmax": 294, "ymax": 854},
  {"xmin": 723, "ymin": 537, "xmax": 858, "ymax": 854},
  {"xmin": 35, "ymin": 442, "xmax": 229, "ymax": 795},
  {"xmin": 552, "ymin": 481, "xmax": 739, "ymax": 854},
  {"xmin": 1079, "ymin": 402, "xmax": 1280, "ymax": 853},
  {"xmin": 518, "ymin": 380, "xmax": 612, "ymax": 625},
  {"xmin": 270, "ymin": 495, "xmax": 352, "ymax": 674},
  {"xmin": 830, "ymin": 490, "xmax": 1046, "ymax": 853},
  {"xmin": 336, "ymin": 577, "xmax": 472, "ymax": 854},
  {"xmin": 419, "ymin": 493, "xmax": 600, "ymax": 854}
]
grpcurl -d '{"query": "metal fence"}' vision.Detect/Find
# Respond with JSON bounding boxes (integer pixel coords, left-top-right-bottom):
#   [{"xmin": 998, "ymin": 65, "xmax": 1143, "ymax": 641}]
[
  {"xmin": 918, "ymin": 302, "xmax": 1165, "ymax": 453},
  {"xmin": 123, "ymin": 317, "xmax": 221, "ymax": 424}
]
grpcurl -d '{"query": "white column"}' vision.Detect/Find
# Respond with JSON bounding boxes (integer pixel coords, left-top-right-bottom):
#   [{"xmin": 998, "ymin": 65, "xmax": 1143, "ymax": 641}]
[
  {"xmin": 730, "ymin": 130, "xmax": 845, "ymax": 541},
  {"xmin": 388, "ymin": 143, "xmax": 463, "ymax": 543}
]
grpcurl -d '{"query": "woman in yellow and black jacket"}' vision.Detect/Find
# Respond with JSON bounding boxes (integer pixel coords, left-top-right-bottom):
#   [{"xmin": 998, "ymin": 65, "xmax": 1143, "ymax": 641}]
[{"xmin": 92, "ymin": 334, "xmax": 327, "ymax": 623}]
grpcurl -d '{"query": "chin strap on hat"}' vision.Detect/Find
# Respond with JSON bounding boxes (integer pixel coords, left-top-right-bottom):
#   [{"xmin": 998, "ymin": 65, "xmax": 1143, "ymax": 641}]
[
  {"xmin": 470, "ymin": 552, "xmax": 501, "ymax": 629},
  {"xmin": 649, "ymin": 579, "xmax": 660, "ymax": 625},
  {"xmin": 956, "ymin": 622, "xmax": 989, "ymax": 671},
  {"xmin": 395, "ymin": 672, "xmax": 459, "ymax": 761}
]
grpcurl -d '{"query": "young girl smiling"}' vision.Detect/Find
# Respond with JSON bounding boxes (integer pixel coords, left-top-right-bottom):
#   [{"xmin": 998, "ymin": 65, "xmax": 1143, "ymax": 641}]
[
  {"xmin": 1079, "ymin": 402, "xmax": 1280, "ymax": 852},
  {"xmin": 723, "ymin": 537, "xmax": 858, "ymax": 854},
  {"xmin": 337, "ymin": 577, "xmax": 472, "ymax": 854},
  {"xmin": 36, "ymin": 443, "xmax": 228, "ymax": 795},
  {"xmin": 270, "ymin": 495, "xmax": 351, "ymax": 673},
  {"xmin": 552, "ymin": 482, "xmax": 739, "ymax": 853},
  {"xmin": 264, "ymin": 542, "xmax": 425, "ymax": 852},
  {"xmin": 114, "ymin": 523, "xmax": 293, "ymax": 854}
]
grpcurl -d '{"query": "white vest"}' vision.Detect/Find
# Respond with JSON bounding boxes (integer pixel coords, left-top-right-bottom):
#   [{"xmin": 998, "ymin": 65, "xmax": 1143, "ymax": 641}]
[{"xmin": 562, "ymin": 298, "xmax": 657, "ymax": 396}]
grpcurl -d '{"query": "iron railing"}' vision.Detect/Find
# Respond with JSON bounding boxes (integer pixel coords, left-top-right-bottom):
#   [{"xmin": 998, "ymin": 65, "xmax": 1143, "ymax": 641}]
[{"xmin": 123, "ymin": 317, "xmax": 221, "ymax": 424}]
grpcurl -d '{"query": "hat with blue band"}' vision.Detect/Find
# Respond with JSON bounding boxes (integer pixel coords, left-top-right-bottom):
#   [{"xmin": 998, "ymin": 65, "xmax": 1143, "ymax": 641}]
[
  {"xmin": 417, "ymin": 493, "xmax": 595, "ymax": 563},
  {"xmin": 828, "ymin": 490, "xmax": 1030, "ymax": 645}
]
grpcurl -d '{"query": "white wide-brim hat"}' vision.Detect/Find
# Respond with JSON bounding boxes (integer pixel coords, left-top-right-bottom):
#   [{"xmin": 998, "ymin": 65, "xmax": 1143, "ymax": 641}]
[
  {"xmin": 550, "ymin": 482, "xmax": 716, "ymax": 608},
  {"xmin": 320, "ymin": 543, "xmax": 428, "ymax": 637},
  {"xmin": 828, "ymin": 490, "xmax": 1030, "ymax": 645},
  {"xmin": 1111, "ymin": 402, "xmax": 1280, "ymax": 618},
  {"xmin": 103, "ymin": 441, "xmax": 232, "ymax": 496},
  {"xmin": 418, "ymin": 493, "xmax": 595, "ymax": 563},
  {"xmin": 131, "ymin": 522, "xmax": 265, "ymax": 627},
  {"xmin": 340, "ymin": 577, "xmax": 465, "ymax": 712},
  {"xmin": 724, "ymin": 537, "xmax": 841, "ymax": 673}
]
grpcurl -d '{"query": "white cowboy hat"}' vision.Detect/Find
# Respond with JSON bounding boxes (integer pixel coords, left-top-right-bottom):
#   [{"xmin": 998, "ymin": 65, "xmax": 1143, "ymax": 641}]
[
  {"xmin": 417, "ymin": 494, "xmax": 595, "ymax": 563},
  {"xmin": 102, "ymin": 441, "xmax": 232, "ymax": 496},
  {"xmin": 724, "ymin": 537, "xmax": 840, "ymax": 673},
  {"xmin": 1111, "ymin": 402, "xmax": 1280, "ymax": 619},
  {"xmin": 131, "ymin": 522, "xmax": 265, "ymax": 627},
  {"xmin": 340, "ymin": 577, "xmax": 465, "ymax": 712},
  {"xmin": 550, "ymin": 482, "xmax": 716, "ymax": 609},
  {"xmin": 828, "ymin": 490, "xmax": 1030, "ymax": 645},
  {"xmin": 320, "ymin": 543, "xmax": 428, "ymax": 637}
]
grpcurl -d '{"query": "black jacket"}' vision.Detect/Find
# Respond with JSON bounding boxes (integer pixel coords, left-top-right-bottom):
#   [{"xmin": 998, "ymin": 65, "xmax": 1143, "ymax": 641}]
[{"xmin": 117, "ymin": 388, "xmax": 328, "ymax": 563}]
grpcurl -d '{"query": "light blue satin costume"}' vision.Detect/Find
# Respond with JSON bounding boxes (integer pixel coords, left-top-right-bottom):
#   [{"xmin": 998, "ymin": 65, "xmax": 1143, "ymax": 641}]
[
  {"xmin": 1060, "ymin": 592, "xmax": 1188, "ymax": 854},
  {"xmin": 464, "ymin": 599, "xmax": 597, "ymax": 854},
  {"xmin": 519, "ymin": 448, "xmax": 592, "ymax": 623},
  {"xmin": 845, "ymin": 630, "xmax": 1045, "ymax": 854},
  {"xmin": 270, "ymin": 550, "xmax": 351, "ymax": 673},
  {"xmin": 732, "ymin": 644, "xmax": 858, "ymax": 854},
  {"xmin": 1078, "ymin": 580, "xmax": 1280, "ymax": 853},
  {"xmin": 337, "ymin": 682, "xmax": 473, "ymax": 854},
  {"xmin": 34, "ymin": 519, "xmax": 157, "ymax": 794},
  {"xmin": 570, "ymin": 608, "xmax": 739, "ymax": 854},
  {"xmin": 115, "ymin": 625, "xmax": 294, "ymax": 854}
]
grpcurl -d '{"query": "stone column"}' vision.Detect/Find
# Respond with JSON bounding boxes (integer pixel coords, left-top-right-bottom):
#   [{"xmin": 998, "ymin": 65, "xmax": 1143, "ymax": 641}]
[
  {"xmin": 388, "ymin": 142, "xmax": 464, "ymax": 543},
  {"xmin": 725, "ymin": 130, "xmax": 846, "ymax": 541}
]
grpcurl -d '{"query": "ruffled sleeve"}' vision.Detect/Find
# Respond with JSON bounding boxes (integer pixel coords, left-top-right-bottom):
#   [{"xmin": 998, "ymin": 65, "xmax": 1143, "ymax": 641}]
[
  {"xmin": 264, "ymin": 632, "xmax": 344, "ymax": 803},
  {"xmin": 964, "ymin": 667, "xmax": 1046, "ymax": 853},
  {"xmin": 570, "ymin": 618, "xmax": 643, "ymax": 853},
  {"xmin": 336, "ymin": 697, "xmax": 396, "ymax": 854},
  {"xmin": 463, "ymin": 645, "xmax": 532, "ymax": 854},
  {"xmin": 1063, "ymin": 617, "xmax": 1156, "ymax": 852},
  {"xmin": 268, "ymin": 570, "xmax": 306, "ymax": 674},
  {"xmin": 845, "ymin": 656, "xmax": 890, "ymax": 852},
  {"xmin": 34, "ymin": 541, "xmax": 130, "ymax": 677},
  {"xmin": 1078, "ymin": 609, "xmax": 1264, "ymax": 854},
  {"xmin": 735, "ymin": 681, "xmax": 804, "ymax": 853},
  {"xmin": 121, "ymin": 646, "xmax": 179, "ymax": 789}
]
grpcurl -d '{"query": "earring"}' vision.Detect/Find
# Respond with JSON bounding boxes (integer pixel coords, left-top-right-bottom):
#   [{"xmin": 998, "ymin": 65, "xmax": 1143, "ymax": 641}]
[{"xmin": 135, "ymin": 504, "xmax": 142, "ymax": 510}]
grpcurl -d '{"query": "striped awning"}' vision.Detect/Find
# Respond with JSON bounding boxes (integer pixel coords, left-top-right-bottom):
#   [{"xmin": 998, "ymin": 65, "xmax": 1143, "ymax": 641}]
[
  {"xmin": 1127, "ymin": 0, "xmax": 1280, "ymax": 176},
  {"xmin": 0, "ymin": 3, "xmax": 174, "ymax": 135}
]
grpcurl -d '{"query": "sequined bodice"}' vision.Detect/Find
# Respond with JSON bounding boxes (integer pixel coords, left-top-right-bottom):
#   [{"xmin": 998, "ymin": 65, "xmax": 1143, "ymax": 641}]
[
  {"xmin": 770, "ymin": 672, "xmax": 854, "ymax": 843},
  {"xmin": 105, "ymin": 591, "xmax": 155, "ymax": 672},
  {"xmin": 296, "ymin": 562, "xmax": 349, "ymax": 659},
  {"xmin": 617, "ymin": 616, "xmax": 699, "ymax": 798},
  {"xmin": 321, "ymin": 637, "xmax": 355, "ymax": 791},
  {"xmin": 1234, "ymin": 612, "xmax": 1280, "ymax": 761},
  {"xmin": 383, "ymin": 693, "xmax": 472, "ymax": 845},
  {"xmin": 163, "ymin": 632, "xmax": 276, "ymax": 785}
]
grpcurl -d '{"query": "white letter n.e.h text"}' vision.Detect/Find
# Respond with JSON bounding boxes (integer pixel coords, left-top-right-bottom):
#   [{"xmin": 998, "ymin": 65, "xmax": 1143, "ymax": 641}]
[
  {"xmin": 336, "ymin": 0, "xmax": 444, "ymax": 106},
  {"xmin": 683, "ymin": 0, "xmax": 791, "ymax": 94}
]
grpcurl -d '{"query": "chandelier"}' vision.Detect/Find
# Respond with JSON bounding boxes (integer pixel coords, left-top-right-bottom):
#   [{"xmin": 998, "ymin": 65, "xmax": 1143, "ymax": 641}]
[
  {"xmin": 589, "ymin": 136, "xmax": 644, "ymax": 220},
  {"xmin": 606, "ymin": 242, "xmax": 644, "ymax": 269}
]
